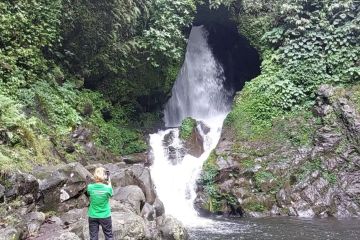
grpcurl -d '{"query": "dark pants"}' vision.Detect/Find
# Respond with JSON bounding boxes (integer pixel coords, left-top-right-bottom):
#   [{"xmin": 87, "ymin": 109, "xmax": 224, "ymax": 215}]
[{"xmin": 89, "ymin": 217, "xmax": 113, "ymax": 240}]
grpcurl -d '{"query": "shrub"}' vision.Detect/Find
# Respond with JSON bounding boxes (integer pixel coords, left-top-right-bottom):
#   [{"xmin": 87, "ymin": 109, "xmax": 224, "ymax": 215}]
[{"xmin": 179, "ymin": 117, "xmax": 197, "ymax": 140}]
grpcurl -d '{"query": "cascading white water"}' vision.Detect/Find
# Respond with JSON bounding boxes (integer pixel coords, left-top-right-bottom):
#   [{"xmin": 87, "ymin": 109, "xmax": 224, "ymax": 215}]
[
  {"xmin": 163, "ymin": 26, "xmax": 231, "ymax": 127},
  {"xmin": 150, "ymin": 26, "xmax": 233, "ymax": 226}
]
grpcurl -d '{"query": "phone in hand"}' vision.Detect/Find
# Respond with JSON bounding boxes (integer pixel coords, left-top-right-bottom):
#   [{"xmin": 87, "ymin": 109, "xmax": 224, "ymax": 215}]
[{"xmin": 105, "ymin": 170, "xmax": 110, "ymax": 182}]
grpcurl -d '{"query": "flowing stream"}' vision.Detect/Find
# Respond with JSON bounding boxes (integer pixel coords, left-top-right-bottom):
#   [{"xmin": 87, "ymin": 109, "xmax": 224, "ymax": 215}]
[{"xmin": 149, "ymin": 26, "xmax": 360, "ymax": 239}]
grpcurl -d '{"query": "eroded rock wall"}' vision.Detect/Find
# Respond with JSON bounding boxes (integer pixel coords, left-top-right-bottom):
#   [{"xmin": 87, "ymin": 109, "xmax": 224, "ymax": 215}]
[{"xmin": 195, "ymin": 85, "xmax": 360, "ymax": 218}]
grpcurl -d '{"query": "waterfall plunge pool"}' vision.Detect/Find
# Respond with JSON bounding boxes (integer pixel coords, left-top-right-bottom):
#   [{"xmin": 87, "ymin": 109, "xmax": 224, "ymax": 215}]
[{"xmin": 188, "ymin": 216, "xmax": 360, "ymax": 240}]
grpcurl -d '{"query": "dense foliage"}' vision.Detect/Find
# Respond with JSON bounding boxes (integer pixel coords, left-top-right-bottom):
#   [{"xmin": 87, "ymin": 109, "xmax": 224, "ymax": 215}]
[
  {"xmin": 225, "ymin": 0, "xmax": 359, "ymax": 139},
  {"xmin": 60, "ymin": 0, "xmax": 196, "ymax": 114},
  {"xmin": 0, "ymin": 0, "xmax": 197, "ymax": 170},
  {"xmin": 179, "ymin": 117, "xmax": 197, "ymax": 140}
]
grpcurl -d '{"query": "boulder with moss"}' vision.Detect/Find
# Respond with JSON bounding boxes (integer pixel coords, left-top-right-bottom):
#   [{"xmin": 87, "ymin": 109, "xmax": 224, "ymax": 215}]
[{"xmin": 179, "ymin": 118, "xmax": 205, "ymax": 158}]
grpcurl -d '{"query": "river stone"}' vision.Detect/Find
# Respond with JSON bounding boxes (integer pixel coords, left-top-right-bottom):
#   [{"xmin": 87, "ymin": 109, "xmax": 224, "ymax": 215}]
[
  {"xmin": 113, "ymin": 185, "xmax": 145, "ymax": 214},
  {"xmin": 276, "ymin": 189, "xmax": 291, "ymax": 207},
  {"xmin": 198, "ymin": 121, "xmax": 210, "ymax": 134},
  {"xmin": 293, "ymin": 200, "xmax": 315, "ymax": 217},
  {"xmin": 300, "ymin": 185, "xmax": 321, "ymax": 204},
  {"xmin": 159, "ymin": 215, "xmax": 189, "ymax": 240}
]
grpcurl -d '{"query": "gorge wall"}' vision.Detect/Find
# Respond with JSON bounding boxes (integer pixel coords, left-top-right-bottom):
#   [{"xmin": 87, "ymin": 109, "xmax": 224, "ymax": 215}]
[
  {"xmin": 195, "ymin": 85, "xmax": 360, "ymax": 217},
  {"xmin": 194, "ymin": 0, "xmax": 360, "ymax": 217}
]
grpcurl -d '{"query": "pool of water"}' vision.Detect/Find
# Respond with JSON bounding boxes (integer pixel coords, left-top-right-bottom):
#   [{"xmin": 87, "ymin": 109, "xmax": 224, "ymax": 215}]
[{"xmin": 188, "ymin": 217, "xmax": 360, "ymax": 240}]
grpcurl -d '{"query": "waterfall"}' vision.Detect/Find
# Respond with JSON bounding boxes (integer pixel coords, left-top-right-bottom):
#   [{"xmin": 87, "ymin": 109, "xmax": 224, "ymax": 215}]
[
  {"xmin": 163, "ymin": 26, "xmax": 231, "ymax": 128},
  {"xmin": 149, "ymin": 26, "xmax": 232, "ymax": 226}
]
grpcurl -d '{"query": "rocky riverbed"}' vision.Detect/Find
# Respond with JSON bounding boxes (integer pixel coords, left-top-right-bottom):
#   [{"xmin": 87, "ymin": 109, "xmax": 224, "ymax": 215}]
[{"xmin": 0, "ymin": 161, "xmax": 188, "ymax": 240}]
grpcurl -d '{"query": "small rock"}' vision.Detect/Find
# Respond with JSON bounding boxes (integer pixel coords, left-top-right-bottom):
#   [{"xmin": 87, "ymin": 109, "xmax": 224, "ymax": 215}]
[
  {"xmin": 159, "ymin": 215, "xmax": 189, "ymax": 240},
  {"xmin": 24, "ymin": 212, "xmax": 46, "ymax": 236},
  {"xmin": 0, "ymin": 227, "xmax": 20, "ymax": 240}
]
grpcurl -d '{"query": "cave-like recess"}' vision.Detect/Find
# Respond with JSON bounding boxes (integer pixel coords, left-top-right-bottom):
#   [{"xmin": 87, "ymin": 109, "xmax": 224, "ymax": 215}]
[{"xmin": 192, "ymin": 5, "xmax": 261, "ymax": 95}]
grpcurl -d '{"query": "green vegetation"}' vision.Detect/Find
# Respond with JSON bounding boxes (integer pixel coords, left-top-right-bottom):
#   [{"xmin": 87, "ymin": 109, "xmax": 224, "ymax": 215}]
[
  {"xmin": 296, "ymin": 158, "xmax": 338, "ymax": 185},
  {"xmin": 0, "ymin": 0, "xmax": 198, "ymax": 171},
  {"xmin": 179, "ymin": 117, "xmax": 197, "ymax": 140},
  {"xmin": 254, "ymin": 171, "xmax": 275, "ymax": 187},
  {"xmin": 223, "ymin": 0, "xmax": 359, "ymax": 141},
  {"xmin": 200, "ymin": 151, "xmax": 240, "ymax": 213},
  {"xmin": 243, "ymin": 202, "xmax": 266, "ymax": 212}
]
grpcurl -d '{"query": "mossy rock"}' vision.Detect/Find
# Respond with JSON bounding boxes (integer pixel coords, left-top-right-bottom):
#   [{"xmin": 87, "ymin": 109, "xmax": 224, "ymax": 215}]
[{"xmin": 179, "ymin": 117, "xmax": 197, "ymax": 140}]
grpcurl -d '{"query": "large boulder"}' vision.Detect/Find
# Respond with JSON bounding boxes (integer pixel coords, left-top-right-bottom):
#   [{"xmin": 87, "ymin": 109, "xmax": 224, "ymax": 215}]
[
  {"xmin": 2, "ymin": 172, "xmax": 38, "ymax": 201},
  {"xmin": 179, "ymin": 118, "xmax": 205, "ymax": 158},
  {"xmin": 82, "ymin": 211, "xmax": 147, "ymax": 240},
  {"xmin": 34, "ymin": 163, "xmax": 92, "ymax": 212},
  {"xmin": 113, "ymin": 185, "xmax": 145, "ymax": 214},
  {"xmin": 60, "ymin": 208, "xmax": 87, "ymax": 226},
  {"xmin": 130, "ymin": 164, "xmax": 157, "ymax": 204},
  {"xmin": 159, "ymin": 216, "xmax": 189, "ymax": 240}
]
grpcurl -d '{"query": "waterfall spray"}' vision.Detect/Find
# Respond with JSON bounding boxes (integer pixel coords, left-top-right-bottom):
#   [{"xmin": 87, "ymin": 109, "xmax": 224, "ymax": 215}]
[{"xmin": 150, "ymin": 26, "xmax": 232, "ymax": 226}]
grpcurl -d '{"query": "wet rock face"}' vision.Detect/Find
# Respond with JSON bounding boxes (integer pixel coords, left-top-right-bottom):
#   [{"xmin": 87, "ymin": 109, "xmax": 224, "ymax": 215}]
[
  {"xmin": 195, "ymin": 85, "xmax": 360, "ymax": 218},
  {"xmin": 162, "ymin": 121, "xmax": 208, "ymax": 165},
  {"xmin": 182, "ymin": 123, "xmax": 205, "ymax": 158},
  {"xmin": 0, "ymin": 162, "xmax": 189, "ymax": 240},
  {"xmin": 163, "ymin": 130, "xmax": 186, "ymax": 165}
]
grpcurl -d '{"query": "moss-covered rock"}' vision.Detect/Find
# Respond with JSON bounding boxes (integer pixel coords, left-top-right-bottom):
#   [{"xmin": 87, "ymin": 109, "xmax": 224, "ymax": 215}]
[
  {"xmin": 196, "ymin": 84, "xmax": 360, "ymax": 217},
  {"xmin": 179, "ymin": 118, "xmax": 197, "ymax": 140}
]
